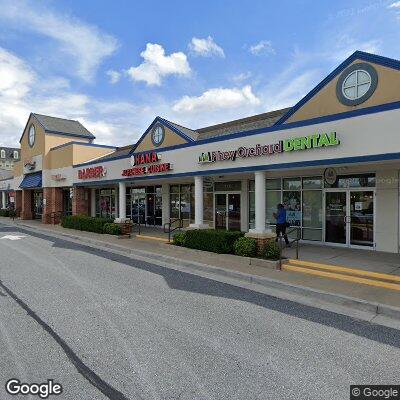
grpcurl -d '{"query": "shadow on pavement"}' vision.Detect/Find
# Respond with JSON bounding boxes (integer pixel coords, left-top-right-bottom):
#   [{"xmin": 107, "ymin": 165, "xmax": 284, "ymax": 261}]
[{"xmin": 1, "ymin": 223, "xmax": 400, "ymax": 348}]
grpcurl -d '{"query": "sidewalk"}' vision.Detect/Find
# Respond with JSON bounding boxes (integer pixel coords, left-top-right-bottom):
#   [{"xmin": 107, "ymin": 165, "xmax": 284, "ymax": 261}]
[{"xmin": 1, "ymin": 218, "xmax": 400, "ymax": 319}]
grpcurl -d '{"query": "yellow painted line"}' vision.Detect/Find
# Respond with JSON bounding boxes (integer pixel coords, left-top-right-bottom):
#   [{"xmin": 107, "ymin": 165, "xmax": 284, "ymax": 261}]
[
  {"xmin": 282, "ymin": 264, "xmax": 400, "ymax": 291},
  {"xmin": 287, "ymin": 259, "xmax": 400, "ymax": 283},
  {"xmin": 135, "ymin": 234, "xmax": 169, "ymax": 243}
]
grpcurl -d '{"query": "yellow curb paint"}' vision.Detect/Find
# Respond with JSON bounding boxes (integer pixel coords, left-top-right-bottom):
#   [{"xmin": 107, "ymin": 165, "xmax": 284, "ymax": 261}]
[
  {"xmin": 287, "ymin": 259, "xmax": 400, "ymax": 283},
  {"xmin": 282, "ymin": 264, "xmax": 400, "ymax": 291},
  {"xmin": 135, "ymin": 234, "xmax": 169, "ymax": 243}
]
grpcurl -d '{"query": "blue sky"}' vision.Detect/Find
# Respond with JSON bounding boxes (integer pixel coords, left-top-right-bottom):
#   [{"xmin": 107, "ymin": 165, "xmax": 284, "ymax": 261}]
[{"xmin": 0, "ymin": 0, "xmax": 399, "ymax": 146}]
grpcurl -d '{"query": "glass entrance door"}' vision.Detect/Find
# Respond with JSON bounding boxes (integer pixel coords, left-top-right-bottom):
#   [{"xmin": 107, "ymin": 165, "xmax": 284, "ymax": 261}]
[
  {"xmin": 325, "ymin": 190, "xmax": 374, "ymax": 247},
  {"xmin": 131, "ymin": 191, "xmax": 146, "ymax": 224},
  {"xmin": 227, "ymin": 193, "xmax": 241, "ymax": 230},
  {"xmin": 325, "ymin": 192, "xmax": 346, "ymax": 244},
  {"xmin": 214, "ymin": 193, "xmax": 241, "ymax": 231},
  {"xmin": 33, "ymin": 191, "xmax": 43, "ymax": 219},
  {"xmin": 215, "ymin": 194, "xmax": 227, "ymax": 229},
  {"xmin": 350, "ymin": 191, "xmax": 374, "ymax": 247}
]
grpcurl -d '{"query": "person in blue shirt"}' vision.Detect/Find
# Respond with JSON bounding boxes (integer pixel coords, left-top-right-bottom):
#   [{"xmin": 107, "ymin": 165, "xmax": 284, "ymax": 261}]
[{"xmin": 274, "ymin": 203, "xmax": 290, "ymax": 246}]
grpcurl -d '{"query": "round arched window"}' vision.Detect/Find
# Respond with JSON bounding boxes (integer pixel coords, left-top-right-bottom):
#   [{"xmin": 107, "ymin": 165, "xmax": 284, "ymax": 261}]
[
  {"xmin": 28, "ymin": 124, "xmax": 36, "ymax": 147},
  {"xmin": 151, "ymin": 125, "xmax": 165, "ymax": 146},
  {"xmin": 336, "ymin": 63, "xmax": 378, "ymax": 106}
]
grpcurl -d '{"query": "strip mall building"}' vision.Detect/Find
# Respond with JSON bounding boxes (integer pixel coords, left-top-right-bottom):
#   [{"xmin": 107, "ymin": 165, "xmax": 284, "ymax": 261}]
[{"xmin": 2, "ymin": 51, "xmax": 400, "ymax": 253}]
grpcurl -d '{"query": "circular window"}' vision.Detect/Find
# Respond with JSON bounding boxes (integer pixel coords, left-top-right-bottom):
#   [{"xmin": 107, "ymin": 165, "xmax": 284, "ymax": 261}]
[
  {"xmin": 151, "ymin": 125, "xmax": 165, "ymax": 147},
  {"xmin": 336, "ymin": 63, "xmax": 378, "ymax": 106},
  {"xmin": 28, "ymin": 124, "xmax": 36, "ymax": 147}
]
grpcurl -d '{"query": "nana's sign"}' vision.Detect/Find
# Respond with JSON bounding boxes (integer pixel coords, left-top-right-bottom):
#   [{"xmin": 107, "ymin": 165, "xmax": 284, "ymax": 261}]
[
  {"xmin": 130, "ymin": 151, "xmax": 160, "ymax": 166},
  {"xmin": 199, "ymin": 132, "xmax": 340, "ymax": 163},
  {"xmin": 123, "ymin": 151, "xmax": 172, "ymax": 177},
  {"xmin": 78, "ymin": 166, "xmax": 107, "ymax": 180}
]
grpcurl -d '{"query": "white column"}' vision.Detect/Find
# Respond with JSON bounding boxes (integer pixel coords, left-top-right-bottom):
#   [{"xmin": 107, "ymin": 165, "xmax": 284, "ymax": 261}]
[
  {"xmin": 249, "ymin": 171, "xmax": 270, "ymax": 234},
  {"xmin": 189, "ymin": 175, "xmax": 209, "ymax": 229},
  {"xmin": 117, "ymin": 181, "xmax": 126, "ymax": 221},
  {"xmin": 1, "ymin": 192, "xmax": 5, "ymax": 209},
  {"xmin": 161, "ymin": 183, "xmax": 170, "ymax": 226},
  {"xmin": 91, "ymin": 188, "xmax": 96, "ymax": 217}
]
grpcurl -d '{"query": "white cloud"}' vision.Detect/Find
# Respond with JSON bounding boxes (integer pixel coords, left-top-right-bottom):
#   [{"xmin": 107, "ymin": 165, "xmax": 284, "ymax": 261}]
[
  {"xmin": 0, "ymin": 45, "xmax": 143, "ymax": 147},
  {"xmin": 249, "ymin": 40, "xmax": 275, "ymax": 56},
  {"xmin": 231, "ymin": 71, "xmax": 252, "ymax": 83},
  {"xmin": 0, "ymin": 0, "xmax": 118, "ymax": 82},
  {"xmin": 388, "ymin": 1, "xmax": 400, "ymax": 8},
  {"xmin": 188, "ymin": 36, "xmax": 225, "ymax": 57},
  {"xmin": 173, "ymin": 85, "xmax": 260, "ymax": 114},
  {"xmin": 127, "ymin": 43, "xmax": 191, "ymax": 86},
  {"xmin": 106, "ymin": 70, "xmax": 121, "ymax": 84}
]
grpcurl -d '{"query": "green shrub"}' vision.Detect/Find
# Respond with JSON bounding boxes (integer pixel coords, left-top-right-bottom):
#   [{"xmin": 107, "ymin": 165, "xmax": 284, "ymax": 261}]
[
  {"xmin": 233, "ymin": 237, "xmax": 257, "ymax": 257},
  {"xmin": 103, "ymin": 222, "xmax": 122, "ymax": 235},
  {"xmin": 265, "ymin": 240, "xmax": 281, "ymax": 260},
  {"xmin": 173, "ymin": 232, "xmax": 186, "ymax": 246},
  {"xmin": 0, "ymin": 209, "xmax": 10, "ymax": 217},
  {"xmin": 61, "ymin": 215, "xmax": 113, "ymax": 234},
  {"xmin": 183, "ymin": 229, "xmax": 244, "ymax": 254}
]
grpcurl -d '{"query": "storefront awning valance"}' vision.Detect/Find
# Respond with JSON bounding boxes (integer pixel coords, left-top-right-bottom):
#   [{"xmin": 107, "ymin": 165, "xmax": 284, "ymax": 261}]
[{"xmin": 19, "ymin": 172, "xmax": 42, "ymax": 189}]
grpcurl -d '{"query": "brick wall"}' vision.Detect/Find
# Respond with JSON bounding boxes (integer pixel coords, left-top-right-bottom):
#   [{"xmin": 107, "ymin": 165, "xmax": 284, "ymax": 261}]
[
  {"xmin": 42, "ymin": 187, "xmax": 64, "ymax": 224},
  {"xmin": 20, "ymin": 190, "xmax": 33, "ymax": 220},
  {"xmin": 72, "ymin": 187, "xmax": 89, "ymax": 216},
  {"xmin": 15, "ymin": 191, "xmax": 22, "ymax": 217}
]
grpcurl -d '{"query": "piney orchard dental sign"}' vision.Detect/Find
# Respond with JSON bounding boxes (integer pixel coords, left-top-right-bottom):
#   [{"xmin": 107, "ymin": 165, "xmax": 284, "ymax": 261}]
[{"xmin": 198, "ymin": 132, "xmax": 340, "ymax": 163}]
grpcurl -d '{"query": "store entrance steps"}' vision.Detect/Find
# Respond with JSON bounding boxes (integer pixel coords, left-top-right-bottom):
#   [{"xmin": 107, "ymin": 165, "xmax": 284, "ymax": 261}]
[{"xmin": 282, "ymin": 259, "xmax": 400, "ymax": 292}]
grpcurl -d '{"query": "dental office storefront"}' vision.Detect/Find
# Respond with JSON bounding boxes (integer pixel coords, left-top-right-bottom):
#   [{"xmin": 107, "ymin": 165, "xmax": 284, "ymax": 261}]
[
  {"xmin": 7, "ymin": 51, "xmax": 400, "ymax": 254},
  {"xmin": 74, "ymin": 97, "xmax": 400, "ymax": 254}
]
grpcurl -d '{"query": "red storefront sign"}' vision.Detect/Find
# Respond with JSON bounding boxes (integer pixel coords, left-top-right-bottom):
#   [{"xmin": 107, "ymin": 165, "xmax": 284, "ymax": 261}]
[
  {"xmin": 122, "ymin": 163, "xmax": 172, "ymax": 177},
  {"xmin": 132, "ymin": 151, "xmax": 159, "ymax": 166},
  {"xmin": 78, "ymin": 166, "xmax": 107, "ymax": 179}
]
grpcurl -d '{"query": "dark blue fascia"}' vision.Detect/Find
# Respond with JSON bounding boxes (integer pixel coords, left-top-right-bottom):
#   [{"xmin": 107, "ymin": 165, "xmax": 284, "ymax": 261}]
[
  {"xmin": 73, "ymin": 100, "xmax": 400, "ymax": 169},
  {"xmin": 275, "ymin": 50, "xmax": 400, "ymax": 125},
  {"xmin": 50, "ymin": 141, "xmax": 117, "ymax": 152},
  {"xmin": 74, "ymin": 151, "xmax": 400, "ymax": 187},
  {"xmin": 129, "ymin": 116, "xmax": 195, "ymax": 154}
]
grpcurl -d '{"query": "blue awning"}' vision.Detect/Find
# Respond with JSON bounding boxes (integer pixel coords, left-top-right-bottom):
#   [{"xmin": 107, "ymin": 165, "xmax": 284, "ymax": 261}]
[{"xmin": 19, "ymin": 172, "xmax": 42, "ymax": 189}]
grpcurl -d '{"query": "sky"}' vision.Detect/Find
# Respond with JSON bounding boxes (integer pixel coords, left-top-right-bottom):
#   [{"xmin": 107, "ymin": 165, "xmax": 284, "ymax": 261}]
[{"xmin": 0, "ymin": 0, "xmax": 399, "ymax": 147}]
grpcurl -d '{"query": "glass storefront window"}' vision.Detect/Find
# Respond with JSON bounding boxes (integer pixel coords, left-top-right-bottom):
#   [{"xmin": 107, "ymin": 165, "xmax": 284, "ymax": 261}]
[
  {"xmin": 127, "ymin": 186, "xmax": 162, "ymax": 226},
  {"xmin": 214, "ymin": 181, "xmax": 241, "ymax": 192},
  {"xmin": 169, "ymin": 184, "xmax": 195, "ymax": 224},
  {"xmin": 249, "ymin": 191, "xmax": 255, "ymax": 229},
  {"xmin": 283, "ymin": 191, "xmax": 301, "ymax": 226},
  {"xmin": 203, "ymin": 192, "xmax": 214, "ymax": 224},
  {"xmin": 283, "ymin": 177, "xmax": 301, "ymax": 190},
  {"xmin": 96, "ymin": 188, "xmax": 116, "ymax": 219},
  {"xmin": 325, "ymin": 173, "xmax": 375, "ymax": 188},
  {"xmin": 302, "ymin": 190, "xmax": 322, "ymax": 228},
  {"xmin": 302, "ymin": 228, "xmax": 322, "ymax": 241},
  {"xmin": 266, "ymin": 191, "xmax": 281, "ymax": 225},
  {"xmin": 266, "ymin": 179, "xmax": 281, "ymax": 190},
  {"xmin": 302, "ymin": 176, "xmax": 322, "ymax": 189}
]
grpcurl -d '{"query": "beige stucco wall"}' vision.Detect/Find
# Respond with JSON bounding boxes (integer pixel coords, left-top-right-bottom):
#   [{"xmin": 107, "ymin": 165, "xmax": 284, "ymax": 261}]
[
  {"xmin": 72, "ymin": 144, "xmax": 114, "ymax": 165},
  {"xmin": 135, "ymin": 125, "xmax": 187, "ymax": 153},
  {"xmin": 20, "ymin": 117, "xmax": 46, "ymax": 162},
  {"xmin": 43, "ymin": 134, "xmax": 89, "ymax": 169},
  {"xmin": 375, "ymin": 170, "xmax": 399, "ymax": 253},
  {"xmin": 286, "ymin": 60, "xmax": 400, "ymax": 123},
  {"xmin": 49, "ymin": 146, "xmax": 74, "ymax": 170}
]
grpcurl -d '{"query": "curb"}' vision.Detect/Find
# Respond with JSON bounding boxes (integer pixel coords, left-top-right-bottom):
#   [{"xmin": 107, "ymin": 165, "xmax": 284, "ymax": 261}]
[{"xmin": 7, "ymin": 220, "xmax": 400, "ymax": 322}]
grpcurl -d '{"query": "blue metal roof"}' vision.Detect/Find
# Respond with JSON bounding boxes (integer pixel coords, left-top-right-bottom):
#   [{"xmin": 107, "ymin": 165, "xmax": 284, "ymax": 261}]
[{"xmin": 19, "ymin": 172, "xmax": 42, "ymax": 189}]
